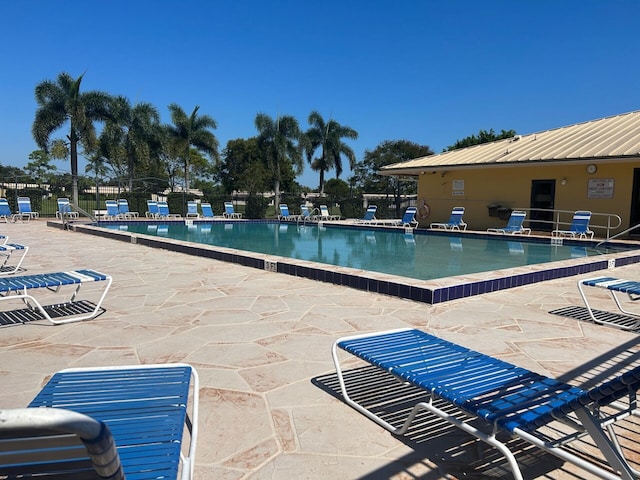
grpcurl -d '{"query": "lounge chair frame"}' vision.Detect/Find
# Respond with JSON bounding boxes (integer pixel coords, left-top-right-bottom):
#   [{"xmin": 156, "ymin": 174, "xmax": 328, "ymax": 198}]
[
  {"xmin": 0, "ymin": 269, "xmax": 112, "ymax": 325},
  {"xmin": 578, "ymin": 276, "xmax": 640, "ymax": 330},
  {"xmin": 0, "ymin": 363, "xmax": 199, "ymax": 480},
  {"xmin": 333, "ymin": 328, "xmax": 640, "ymax": 480}
]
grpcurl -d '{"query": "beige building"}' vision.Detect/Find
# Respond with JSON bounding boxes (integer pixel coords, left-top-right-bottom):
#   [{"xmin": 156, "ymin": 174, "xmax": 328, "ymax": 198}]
[{"xmin": 379, "ymin": 111, "xmax": 640, "ymax": 238}]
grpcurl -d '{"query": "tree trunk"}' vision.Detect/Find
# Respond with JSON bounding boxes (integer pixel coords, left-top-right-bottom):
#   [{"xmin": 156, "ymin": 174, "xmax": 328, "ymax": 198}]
[
  {"xmin": 184, "ymin": 149, "xmax": 190, "ymax": 192},
  {"xmin": 70, "ymin": 134, "xmax": 79, "ymax": 206},
  {"xmin": 274, "ymin": 178, "xmax": 281, "ymax": 210},
  {"xmin": 319, "ymin": 169, "xmax": 325, "ymax": 196}
]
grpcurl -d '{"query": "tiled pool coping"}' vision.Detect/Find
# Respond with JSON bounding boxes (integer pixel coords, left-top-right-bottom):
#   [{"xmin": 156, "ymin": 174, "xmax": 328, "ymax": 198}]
[{"xmin": 54, "ymin": 220, "xmax": 640, "ymax": 305}]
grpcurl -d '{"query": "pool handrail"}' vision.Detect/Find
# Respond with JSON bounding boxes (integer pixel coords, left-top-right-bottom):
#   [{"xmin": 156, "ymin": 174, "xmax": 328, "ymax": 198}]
[{"xmin": 514, "ymin": 208, "xmax": 621, "ymax": 239}]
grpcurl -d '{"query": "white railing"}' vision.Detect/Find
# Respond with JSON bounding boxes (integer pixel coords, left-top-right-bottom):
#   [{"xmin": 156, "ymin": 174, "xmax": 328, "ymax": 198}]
[{"xmin": 515, "ymin": 208, "xmax": 622, "ymax": 239}]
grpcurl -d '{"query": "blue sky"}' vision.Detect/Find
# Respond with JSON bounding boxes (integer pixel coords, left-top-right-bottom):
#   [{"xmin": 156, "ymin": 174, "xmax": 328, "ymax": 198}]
[{"xmin": 1, "ymin": 0, "xmax": 639, "ymax": 188}]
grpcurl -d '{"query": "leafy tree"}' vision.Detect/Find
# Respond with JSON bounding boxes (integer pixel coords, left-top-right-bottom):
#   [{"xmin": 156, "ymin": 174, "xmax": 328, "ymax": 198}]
[
  {"xmin": 323, "ymin": 178, "xmax": 350, "ymax": 197},
  {"xmin": 166, "ymin": 104, "xmax": 219, "ymax": 192},
  {"xmin": 353, "ymin": 140, "xmax": 433, "ymax": 195},
  {"xmin": 102, "ymin": 96, "xmax": 161, "ymax": 192},
  {"xmin": 254, "ymin": 113, "xmax": 302, "ymax": 207},
  {"xmin": 25, "ymin": 150, "xmax": 57, "ymax": 186},
  {"xmin": 445, "ymin": 128, "xmax": 517, "ymax": 151},
  {"xmin": 32, "ymin": 72, "xmax": 111, "ymax": 204},
  {"xmin": 217, "ymin": 138, "xmax": 269, "ymax": 194},
  {"xmin": 302, "ymin": 111, "xmax": 358, "ymax": 195}
]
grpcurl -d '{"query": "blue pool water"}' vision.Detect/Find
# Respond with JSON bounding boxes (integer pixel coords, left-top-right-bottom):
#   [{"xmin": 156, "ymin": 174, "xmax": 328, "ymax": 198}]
[{"xmin": 101, "ymin": 221, "xmax": 633, "ymax": 281}]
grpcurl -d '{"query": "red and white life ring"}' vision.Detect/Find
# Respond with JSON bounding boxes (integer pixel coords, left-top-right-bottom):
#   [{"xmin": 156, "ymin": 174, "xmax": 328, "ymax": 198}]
[{"xmin": 417, "ymin": 199, "xmax": 431, "ymax": 219}]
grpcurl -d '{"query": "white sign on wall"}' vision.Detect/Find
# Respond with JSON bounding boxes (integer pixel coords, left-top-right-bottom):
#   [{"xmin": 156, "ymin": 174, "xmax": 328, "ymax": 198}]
[
  {"xmin": 587, "ymin": 178, "xmax": 614, "ymax": 199},
  {"xmin": 452, "ymin": 179, "xmax": 464, "ymax": 195}
]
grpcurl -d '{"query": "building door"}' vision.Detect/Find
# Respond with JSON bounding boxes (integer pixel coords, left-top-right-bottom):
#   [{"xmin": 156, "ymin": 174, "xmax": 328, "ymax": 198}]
[
  {"xmin": 529, "ymin": 179, "xmax": 556, "ymax": 231},
  {"xmin": 629, "ymin": 169, "xmax": 640, "ymax": 236}
]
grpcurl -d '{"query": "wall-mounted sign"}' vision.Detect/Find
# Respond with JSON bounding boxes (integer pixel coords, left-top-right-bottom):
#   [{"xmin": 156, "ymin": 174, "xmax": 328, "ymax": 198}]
[
  {"xmin": 587, "ymin": 178, "xmax": 614, "ymax": 199},
  {"xmin": 452, "ymin": 179, "xmax": 464, "ymax": 195}
]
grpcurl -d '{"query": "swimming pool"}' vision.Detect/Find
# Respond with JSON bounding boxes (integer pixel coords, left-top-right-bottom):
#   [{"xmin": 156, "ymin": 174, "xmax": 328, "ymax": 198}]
[{"xmin": 101, "ymin": 221, "xmax": 627, "ymax": 281}]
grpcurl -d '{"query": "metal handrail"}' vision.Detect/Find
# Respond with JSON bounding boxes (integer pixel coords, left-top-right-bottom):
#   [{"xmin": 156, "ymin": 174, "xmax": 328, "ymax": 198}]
[
  {"xmin": 60, "ymin": 204, "xmax": 97, "ymax": 229},
  {"xmin": 514, "ymin": 208, "xmax": 622, "ymax": 239},
  {"xmin": 595, "ymin": 224, "xmax": 640, "ymax": 249}
]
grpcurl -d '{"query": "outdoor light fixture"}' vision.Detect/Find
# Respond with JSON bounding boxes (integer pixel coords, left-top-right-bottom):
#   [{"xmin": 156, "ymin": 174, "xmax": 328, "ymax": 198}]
[{"xmin": 561, "ymin": 177, "xmax": 568, "ymax": 186}]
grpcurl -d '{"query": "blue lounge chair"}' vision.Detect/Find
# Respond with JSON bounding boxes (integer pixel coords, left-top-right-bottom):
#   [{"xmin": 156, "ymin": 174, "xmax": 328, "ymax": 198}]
[
  {"xmin": 0, "ymin": 198, "xmax": 14, "ymax": 223},
  {"xmin": 278, "ymin": 204, "xmax": 298, "ymax": 221},
  {"xmin": 201, "ymin": 202, "xmax": 215, "ymax": 218},
  {"xmin": 0, "ymin": 363, "xmax": 199, "ymax": 479},
  {"xmin": 577, "ymin": 276, "xmax": 640, "ymax": 330},
  {"xmin": 552, "ymin": 210, "xmax": 594, "ymax": 239},
  {"xmin": 146, "ymin": 199, "xmax": 159, "ymax": 218},
  {"xmin": 117, "ymin": 198, "xmax": 138, "ymax": 218},
  {"xmin": 319, "ymin": 204, "xmax": 341, "ymax": 221},
  {"xmin": 487, "ymin": 210, "xmax": 531, "ymax": 235},
  {"xmin": 223, "ymin": 201, "xmax": 242, "ymax": 219},
  {"xmin": 56, "ymin": 197, "xmax": 78, "ymax": 219},
  {"xmin": 17, "ymin": 196, "xmax": 39, "ymax": 220},
  {"xmin": 376, "ymin": 206, "xmax": 418, "ymax": 228},
  {"xmin": 103, "ymin": 200, "xmax": 122, "ymax": 220},
  {"xmin": 355, "ymin": 205, "xmax": 377, "ymax": 224},
  {"xmin": 158, "ymin": 201, "xmax": 181, "ymax": 218},
  {"xmin": 0, "ymin": 269, "xmax": 111, "ymax": 325},
  {"xmin": 333, "ymin": 328, "xmax": 640, "ymax": 480},
  {"xmin": 186, "ymin": 200, "xmax": 200, "ymax": 218},
  {"xmin": 430, "ymin": 206, "xmax": 467, "ymax": 230}
]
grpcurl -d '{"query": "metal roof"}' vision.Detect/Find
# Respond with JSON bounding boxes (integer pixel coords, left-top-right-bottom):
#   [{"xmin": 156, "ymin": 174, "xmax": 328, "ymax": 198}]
[{"xmin": 379, "ymin": 110, "xmax": 640, "ymax": 175}]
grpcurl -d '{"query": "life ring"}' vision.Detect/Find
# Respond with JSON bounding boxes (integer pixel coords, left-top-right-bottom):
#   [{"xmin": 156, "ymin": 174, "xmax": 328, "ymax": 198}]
[{"xmin": 417, "ymin": 199, "xmax": 431, "ymax": 219}]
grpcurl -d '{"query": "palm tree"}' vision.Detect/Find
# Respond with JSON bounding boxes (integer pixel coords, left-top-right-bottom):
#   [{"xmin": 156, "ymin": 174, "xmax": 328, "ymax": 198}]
[
  {"xmin": 255, "ymin": 113, "xmax": 302, "ymax": 207},
  {"xmin": 32, "ymin": 72, "xmax": 111, "ymax": 205},
  {"xmin": 102, "ymin": 96, "xmax": 161, "ymax": 192},
  {"xmin": 303, "ymin": 111, "xmax": 358, "ymax": 195},
  {"xmin": 166, "ymin": 104, "xmax": 218, "ymax": 192}
]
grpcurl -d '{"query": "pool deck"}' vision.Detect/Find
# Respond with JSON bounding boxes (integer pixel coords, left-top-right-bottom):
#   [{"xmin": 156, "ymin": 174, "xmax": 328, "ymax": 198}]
[{"xmin": 2, "ymin": 220, "xmax": 640, "ymax": 479}]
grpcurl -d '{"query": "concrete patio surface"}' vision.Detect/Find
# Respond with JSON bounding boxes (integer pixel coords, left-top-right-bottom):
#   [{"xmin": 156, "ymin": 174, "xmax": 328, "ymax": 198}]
[{"xmin": 1, "ymin": 220, "xmax": 639, "ymax": 479}]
